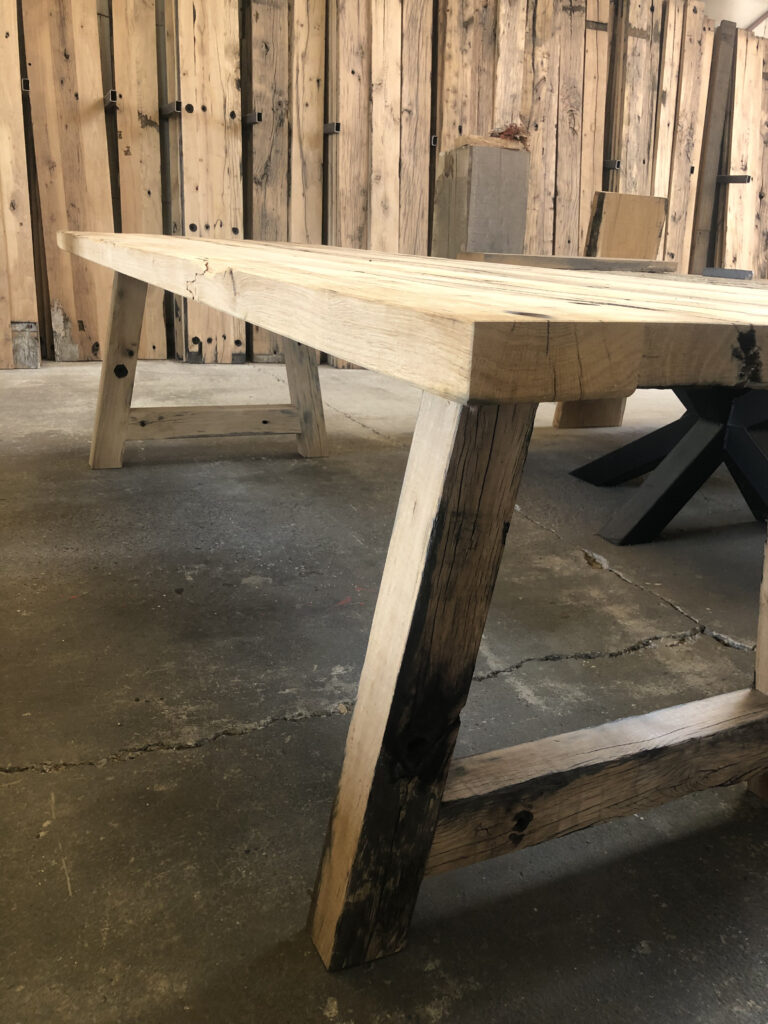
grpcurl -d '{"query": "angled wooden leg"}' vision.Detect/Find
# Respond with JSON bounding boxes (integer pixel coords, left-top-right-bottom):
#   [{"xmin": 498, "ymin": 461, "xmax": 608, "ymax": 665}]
[
  {"xmin": 282, "ymin": 339, "xmax": 327, "ymax": 457},
  {"xmin": 750, "ymin": 535, "xmax": 768, "ymax": 801},
  {"xmin": 89, "ymin": 274, "xmax": 148, "ymax": 468},
  {"xmin": 310, "ymin": 393, "xmax": 537, "ymax": 970}
]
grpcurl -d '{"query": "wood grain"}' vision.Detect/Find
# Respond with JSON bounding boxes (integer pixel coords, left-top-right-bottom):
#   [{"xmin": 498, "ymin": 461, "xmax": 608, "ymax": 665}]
[
  {"xmin": 60, "ymin": 231, "xmax": 768, "ymax": 405},
  {"xmin": 579, "ymin": 0, "xmax": 610, "ymax": 253},
  {"xmin": 524, "ymin": 0, "xmax": 559, "ymax": 256},
  {"xmin": 177, "ymin": 0, "xmax": 245, "ymax": 363},
  {"xmin": 311, "ymin": 394, "xmax": 537, "ymax": 968},
  {"xmin": 23, "ymin": 0, "xmax": 114, "ymax": 360},
  {"xmin": 0, "ymin": 0, "xmax": 39, "ymax": 368},
  {"xmin": 427, "ymin": 689, "xmax": 768, "ymax": 873},
  {"xmin": 554, "ymin": 0, "xmax": 585, "ymax": 256},
  {"xmin": 112, "ymin": 0, "xmax": 165, "ymax": 360}
]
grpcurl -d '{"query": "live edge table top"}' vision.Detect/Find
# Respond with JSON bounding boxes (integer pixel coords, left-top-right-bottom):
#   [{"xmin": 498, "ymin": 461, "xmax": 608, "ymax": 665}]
[{"xmin": 60, "ymin": 231, "xmax": 768, "ymax": 404}]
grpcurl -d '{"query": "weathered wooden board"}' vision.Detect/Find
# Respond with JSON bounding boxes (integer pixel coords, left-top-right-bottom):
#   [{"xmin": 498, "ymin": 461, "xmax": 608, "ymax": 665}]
[
  {"xmin": 23, "ymin": 0, "xmax": 114, "ymax": 360},
  {"xmin": 0, "ymin": 0, "xmax": 39, "ymax": 368},
  {"xmin": 177, "ymin": 0, "xmax": 245, "ymax": 363},
  {"xmin": 663, "ymin": 4, "xmax": 714, "ymax": 269},
  {"xmin": 619, "ymin": 0, "xmax": 661, "ymax": 195},
  {"xmin": 399, "ymin": 0, "xmax": 432, "ymax": 256},
  {"xmin": 289, "ymin": 0, "xmax": 325, "ymax": 248},
  {"xmin": 112, "ymin": 0, "xmax": 166, "ymax": 359},
  {"xmin": 723, "ymin": 31, "xmax": 763, "ymax": 276},
  {"xmin": 579, "ymin": 0, "xmax": 610, "ymax": 253},
  {"xmin": 554, "ymin": 0, "xmax": 585, "ymax": 256},
  {"xmin": 651, "ymin": 0, "xmax": 685, "ymax": 199},
  {"xmin": 524, "ymin": 0, "xmax": 560, "ymax": 255},
  {"xmin": 427, "ymin": 689, "xmax": 768, "ymax": 873},
  {"xmin": 689, "ymin": 20, "xmax": 737, "ymax": 275},
  {"xmin": 369, "ymin": 0, "xmax": 401, "ymax": 252},
  {"xmin": 493, "ymin": 0, "xmax": 529, "ymax": 132},
  {"xmin": 60, "ymin": 232, "xmax": 768, "ymax": 404},
  {"xmin": 157, "ymin": 0, "xmax": 186, "ymax": 359},
  {"xmin": 759, "ymin": 38, "xmax": 768, "ymax": 282},
  {"xmin": 585, "ymin": 192, "xmax": 667, "ymax": 260}
]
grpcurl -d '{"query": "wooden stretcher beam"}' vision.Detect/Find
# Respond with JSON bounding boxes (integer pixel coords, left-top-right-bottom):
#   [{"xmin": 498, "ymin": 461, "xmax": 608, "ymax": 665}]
[
  {"xmin": 126, "ymin": 405, "xmax": 300, "ymax": 440},
  {"xmin": 60, "ymin": 232, "xmax": 768, "ymax": 405},
  {"xmin": 427, "ymin": 688, "xmax": 768, "ymax": 875}
]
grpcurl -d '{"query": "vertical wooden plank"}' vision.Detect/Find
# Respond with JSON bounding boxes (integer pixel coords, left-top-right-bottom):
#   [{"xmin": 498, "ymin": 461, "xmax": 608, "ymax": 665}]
[
  {"xmin": 493, "ymin": 0, "xmax": 529, "ymax": 131},
  {"xmin": 651, "ymin": 0, "xmax": 685, "ymax": 199},
  {"xmin": 460, "ymin": 0, "xmax": 498, "ymax": 139},
  {"xmin": 113, "ymin": 0, "xmax": 166, "ymax": 359},
  {"xmin": 331, "ymin": 0, "xmax": 370, "ymax": 249},
  {"xmin": 689, "ymin": 20, "xmax": 737, "ymax": 275},
  {"xmin": 619, "ymin": 0, "xmax": 661, "ymax": 195},
  {"xmin": 579, "ymin": 0, "xmax": 609, "ymax": 253},
  {"xmin": 369, "ymin": 0, "xmax": 401, "ymax": 252},
  {"xmin": 398, "ymin": 0, "xmax": 432, "ymax": 255},
  {"xmin": 602, "ymin": 0, "xmax": 627, "ymax": 192},
  {"xmin": 289, "ymin": 0, "xmax": 325, "ymax": 246},
  {"xmin": 247, "ymin": 0, "xmax": 290, "ymax": 359},
  {"xmin": 554, "ymin": 0, "xmax": 585, "ymax": 256},
  {"xmin": 524, "ymin": 0, "xmax": 560, "ymax": 255},
  {"xmin": 663, "ymin": 4, "xmax": 713, "ymax": 269},
  {"xmin": 157, "ymin": 0, "xmax": 186, "ymax": 359},
  {"xmin": 177, "ymin": 0, "xmax": 245, "ymax": 363},
  {"xmin": 437, "ymin": 0, "xmax": 460, "ymax": 150},
  {"xmin": 0, "ymin": 0, "xmax": 39, "ymax": 368},
  {"xmin": 723, "ymin": 31, "xmax": 763, "ymax": 276},
  {"xmin": 23, "ymin": 0, "xmax": 114, "ymax": 361},
  {"xmin": 758, "ymin": 38, "xmax": 768, "ymax": 281}
]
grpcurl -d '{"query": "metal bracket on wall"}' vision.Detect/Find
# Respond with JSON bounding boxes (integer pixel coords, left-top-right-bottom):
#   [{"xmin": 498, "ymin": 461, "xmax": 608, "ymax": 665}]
[
  {"xmin": 603, "ymin": 159, "xmax": 621, "ymax": 170},
  {"xmin": 243, "ymin": 111, "xmax": 263, "ymax": 125},
  {"xmin": 323, "ymin": 122, "xmax": 341, "ymax": 135},
  {"xmin": 103, "ymin": 89, "xmax": 118, "ymax": 111},
  {"xmin": 21, "ymin": 77, "xmax": 29, "ymax": 93},
  {"xmin": 159, "ymin": 101, "xmax": 182, "ymax": 119},
  {"xmin": 716, "ymin": 174, "xmax": 752, "ymax": 184}
]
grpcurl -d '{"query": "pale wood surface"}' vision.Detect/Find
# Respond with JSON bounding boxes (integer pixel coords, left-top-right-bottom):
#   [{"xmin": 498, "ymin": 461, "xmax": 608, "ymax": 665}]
[
  {"xmin": 126, "ymin": 405, "xmax": 300, "ymax": 440},
  {"xmin": 61, "ymin": 231, "xmax": 768, "ymax": 404},
  {"xmin": 462, "ymin": 253, "xmax": 676, "ymax": 273},
  {"xmin": 524, "ymin": 0, "xmax": 559, "ymax": 256},
  {"xmin": 0, "ymin": 0, "xmax": 38, "ymax": 368},
  {"xmin": 282, "ymin": 339, "xmax": 328, "ymax": 457},
  {"xmin": 311, "ymin": 393, "xmax": 537, "ymax": 969},
  {"xmin": 652, "ymin": 0, "xmax": 685, "ymax": 199},
  {"xmin": 112, "ymin": 0, "xmax": 165, "ymax": 360},
  {"xmin": 619, "ymin": 1, "xmax": 661, "ymax": 196},
  {"xmin": 23, "ymin": 0, "xmax": 114, "ymax": 361},
  {"xmin": 579, "ymin": 0, "xmax": 610, "ymax": 253},
  {"xmin": 289, "ymin": 0, "xmax": 324, "ymax": 248},
  {"xmin": 427, "ymin": 689, "xmax": 768, "ymax": 874},
  {"xmin": 585, "ymin": 192, "xmax": 667, "ymax": 260},
  {"xmin": 398, "ymin": 0, "xmax": 431, "ymax": 255},
  {"xmin": 554, "ymin": 0, "xmax": 585, "ymax": 255},
  {"xmin": 723, "ymin": 31, "xmax": 764, "ymax": 276},
  {"xmin": 177, "ymin": 0, "xmax": 245, "ymax": 363},
  {"xmin": 370, "ymin": 0, "xmax": 401, "ymax": 253},
  {"xmin": 664, "ymin": 4, "xmax": 714, "ymax": 269},
  {"xmin": 90, "ymin": 274, "xmax": 148, "ymax": 468}
]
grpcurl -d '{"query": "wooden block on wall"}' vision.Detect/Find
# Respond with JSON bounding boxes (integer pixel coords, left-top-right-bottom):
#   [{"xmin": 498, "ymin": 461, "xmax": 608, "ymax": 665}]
[
  {"xmin": 432, "ymin": 143, "xmax": 530, "ymax": 259},
  {"xmin": 0, "ymin": 0, "xmax": 39, "ymax": 369},
  {"xmin": 113, "ymin": 0, "xmax": 166, "ymax": 360},
  {"xmin": 586, "ymin": 192, "xmax": 667, "ymax": 259},
  {"xmin": 22, "ymin": 0, "xmax": 114, "ymax": 361}
]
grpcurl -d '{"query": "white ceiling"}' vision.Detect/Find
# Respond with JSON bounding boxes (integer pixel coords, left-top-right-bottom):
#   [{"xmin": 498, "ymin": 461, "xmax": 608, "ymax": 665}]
[{"xmin": 703, "ymin": 0, "xmax": 768, "ymax": 32}]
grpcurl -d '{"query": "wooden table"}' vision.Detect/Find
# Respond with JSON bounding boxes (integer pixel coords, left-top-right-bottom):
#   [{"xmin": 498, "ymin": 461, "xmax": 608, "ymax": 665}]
[{"xmin": 60, "ymin": 232, "xmax": 768, "ymax": 970}]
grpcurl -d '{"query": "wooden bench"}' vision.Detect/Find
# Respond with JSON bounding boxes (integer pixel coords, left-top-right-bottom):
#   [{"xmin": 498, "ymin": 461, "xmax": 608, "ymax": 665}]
[{"xmin": 60, "ymin": 231, "xmax": 768, "ymax": 970}]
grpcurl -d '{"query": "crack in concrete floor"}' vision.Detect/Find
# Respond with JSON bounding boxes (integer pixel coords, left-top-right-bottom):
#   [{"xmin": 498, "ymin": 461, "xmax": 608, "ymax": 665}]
[{"xmin": 1, "ymin": 627, "xmax": 746, "ymax": 776}]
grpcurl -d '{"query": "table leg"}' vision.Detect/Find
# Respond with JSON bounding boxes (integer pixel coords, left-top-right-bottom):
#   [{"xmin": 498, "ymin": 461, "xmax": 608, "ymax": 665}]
[
  {"xmin": 310, "ymin": 393, "xmax": 537, "ymax": 969},
  {"xmin": 750, "ymin": 536, "xmax": 768, "ymax": 801},
  {"xmin": 282, "ymin": 339, "xmax": 327, "ymax": 458},
  {"xmin": 89, "ymin": 274, "xmax": 148, "ymax": 469}
]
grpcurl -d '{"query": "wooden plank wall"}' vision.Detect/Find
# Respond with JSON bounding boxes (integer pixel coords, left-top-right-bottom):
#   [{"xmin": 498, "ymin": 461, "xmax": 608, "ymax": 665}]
[
  {"xmin": 22, "ymin": 0, "xmax": 114, "ymax": 361},
  {"xmin": 4, "ymin": 0, "xmax": 768, "ymax": 369},
  {"xmin": 0, "ymin": 0, "xmax": 39, "ymax": 368}
]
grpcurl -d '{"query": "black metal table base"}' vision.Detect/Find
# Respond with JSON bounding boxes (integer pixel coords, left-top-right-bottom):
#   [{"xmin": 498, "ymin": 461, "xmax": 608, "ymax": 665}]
[{"xmin": 572, "ymin": 387, "xmax": 768, "ymax": 545}]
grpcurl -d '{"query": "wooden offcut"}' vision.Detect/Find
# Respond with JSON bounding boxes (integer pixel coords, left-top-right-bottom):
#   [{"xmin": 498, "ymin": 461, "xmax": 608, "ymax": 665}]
[
  {"xmin": 432, "ymin": 142, "xmax": 530, "ymax": 260},
  {"xmin": 0, "ymin": 0, "xmax": 39, "ymax": 368}
]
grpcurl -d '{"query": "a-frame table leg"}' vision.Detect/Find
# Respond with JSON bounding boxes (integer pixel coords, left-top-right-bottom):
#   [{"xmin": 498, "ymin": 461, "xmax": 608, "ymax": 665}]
[
  {"xmin": 750, "ymin": 535, "xmax": 768, "ymax": 801},
  {"xmin": 89, "ymin": 274, "xmax": 148, "ymax": 469},
  {"xmin": 310, "ymin": 393, "xmax": 537, "ymax": 969},
  {"xmin": 282, "ymin": 339, "xmax": 328, "ymax": 458}
]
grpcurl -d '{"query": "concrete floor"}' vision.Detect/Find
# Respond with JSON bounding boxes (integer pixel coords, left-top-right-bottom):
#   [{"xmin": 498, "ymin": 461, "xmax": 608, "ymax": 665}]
[{"xmin": 2, "ymin": 361, "xmax": 767, "ymax": 1023}]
